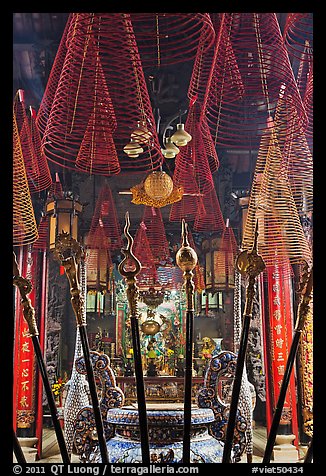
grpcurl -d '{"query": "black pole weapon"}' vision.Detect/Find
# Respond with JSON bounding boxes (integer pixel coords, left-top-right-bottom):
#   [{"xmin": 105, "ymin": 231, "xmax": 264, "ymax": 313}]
[
  {"xmin": 118, "ymin": 212, "xmax": 150, "ymax": 464},
  {"xmin": 304, "ymin": 437, "xmax": 313, "ymax": 463},
  {"xmin": 263, "ymin": 266, "xmax": 313, "ymax": 463},
  {"xmin": 13, "ymin": 428, "xmax": 27, "ymax": 464},
  {"xmin": 222, "ymin": 223, "xmax": 265, "ymax": 463},
  {"xmin": 176, "ymin": 219, "xmax": 198, "ymax": 464},
  {"xmin": 52, "ymin": 233, "xmax": 109, "ymax": 464},
  {"xmin": 13, "ymin": 252, "xmax": 70, "ymax": 464}
]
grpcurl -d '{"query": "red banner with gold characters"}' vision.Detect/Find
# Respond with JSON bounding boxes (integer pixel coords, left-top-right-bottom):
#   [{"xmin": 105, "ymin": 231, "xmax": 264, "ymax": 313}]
[
  {"xmin": 13, "ymin": 247, "xmax": 37, "ymax": 429},
  {"xmin": 265, "ymin": 263, "xmax": 299, "ymax": 444}
]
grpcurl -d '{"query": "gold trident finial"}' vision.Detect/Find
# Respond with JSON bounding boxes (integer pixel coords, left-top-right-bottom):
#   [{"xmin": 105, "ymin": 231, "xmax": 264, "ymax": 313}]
[
  {"xmin": 235, "ymin": 221, "xmax": 265, "ymax": 318},
  {"xmin": 118, "ymin": 212, "xmax": 141, "ymax": 317},
  {"xmin": 13, "ymin": 251, "xmax": 39, "ymax": 336},
  {"xmin": 236, "ymin": 220, "xmax": 265, "ymax": 278}
]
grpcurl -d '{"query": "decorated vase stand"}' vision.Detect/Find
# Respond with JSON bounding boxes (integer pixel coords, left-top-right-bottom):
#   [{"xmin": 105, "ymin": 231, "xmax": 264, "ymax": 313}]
[{"xmin": 72, "ymin": 349, "xmax": 251, "ymax": 463}]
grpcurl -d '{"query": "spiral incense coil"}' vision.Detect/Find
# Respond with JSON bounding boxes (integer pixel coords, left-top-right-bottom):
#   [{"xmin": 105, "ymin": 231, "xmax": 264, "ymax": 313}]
[
  {"xmin": 203, "ymin": 13, "xmax": 307, "ymax": 149},
  {"xmin": 41, "ymin": 13, "xmax": 163, "ymax": 173},
  {"xmin": 32, "ymin": 215, "xmax": 49, "ymax": 251},
  {"xmin": 13, "ymin": 112, "xmax": 38, "ymax": 246},
  {"xmin": 176, "ymin": 104, "xmax": 219, "ymax": 197},
  {"xmin": 89, "ymin": 184, "xmax": 122, "ymax": 250},
  {"xmin": 283, "ymin": 13, "xmax": 313, "ymax": 63},
  {"xmin": 133, "ymin": 222, "xmax": 158, "ymax": 287},
  {"xmin": 14, "ymin": 92, "xmax": 52, "ymax": 193},
  {"xmin": 130, "ymin": 13, "xmax": 215, "ymax": 68},
  {"xmin": 85, "ymin": 224, "xmax": 112, "ymax": 292},
  {"xmin": 142, "ymin": 206, "xmax": 171, "ymax": 266},
  {"xmin": 36, "ymin": 14, "xmax": 72, "ymax": 136},
  {"xmin": 193, "ymin": 187, "xmax": 225, "ymax": 233},
  {"xmin": 242, "ymin": 124, "xmax": 311, "ymax": 275},
  {"xmin": 275, "ymin": 102, "xmax": 313, "ymax": 215}
]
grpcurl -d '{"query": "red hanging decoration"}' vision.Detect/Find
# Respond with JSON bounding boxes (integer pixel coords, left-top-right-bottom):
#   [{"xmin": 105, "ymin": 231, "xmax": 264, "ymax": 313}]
[
  {"xmin": 85, "ymin": 224, "xmax": 112, "ymax": 292},
  {"xmin": 14, "ymin": 91, "xmax": 52, "ymax": 193},
  {"xmin": 203, "ymin": 13, "xmax": 307, "ymax": 149},
  {"xmin": 47, "ymin": 173, "xmax": 64, "ymax": 199},
  {"xmin": 130, "ymin": 13, "xmax": 215, "ymax": 67},
  {"xmin": 133, "ymin": 222, "xmax": 158, "ymax": 287},
  {"xmin": 142, "ymin": 206, "xmax": 171, "ymax": 266},
  {"xmin": 89, "ymin": 184, "xmax": 122, "ymax": 250},
  {"xmin": 32, "ymin": 215, "xmax": 49, "ymax": 252},
  {"xmin": 283, "ymin": 13, "xmax": 313, "ymax": 63},
  {"xmin": 180, "ymin": 103, "xmax": 219, "ymax": 195},
  {"xmin": 193, "ymin": 187, "xmax": 225, "ymax": 233},
  {"xmin": 36, "ymin": 14, "xmax": 72, "ymax": 136},
  {"xmin": 169, "ymin": 152, "xmax": 203, "ymax": 223},
  {"xmin": 40, "ymin": 13, "xmax": 163, "ymax": 174},
  {"xmin": 216, "ymin": 220, "xmax": 239, "ymax": 290}
]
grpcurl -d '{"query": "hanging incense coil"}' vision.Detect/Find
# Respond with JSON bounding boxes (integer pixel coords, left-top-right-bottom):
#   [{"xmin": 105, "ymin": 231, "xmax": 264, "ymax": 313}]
[
  {"xmin": 193, "ymin": 187, "xmax": 225, "ymax": 233},
  {"xmin": 89, "ymin": 184, "xmax": 122, "ymax": 250},
  {"xmin": 133, "ymin": 222, "xmax": 158, "ymax": 287},
  {"xmin": 242, "ymin": 123, "xmax": 311, "ymax": 275},
  {"xmin": 283, "ymin": 13, "xmax": 313, "ymax": 63},
  {"xmin": 130, "ymin": 13, "xmax": 215, "ymax": 67},
  {"xmin": 203, "ymin": 13, "xmax": 307, "ymax": 149},
  {"xmin": 13, "ymin": 111, "xmax": 38, "ymax": 246},
  {"xmin": 14, "ymin": 91, "xmax": 52, "ymax": 193},
  {"xmin": 33, "ymin": 214, "xmax": 49, "ymax": 251},
  {"xmin": 40, "ymin": 13, "xmax": 164, "ymax": 173},
  {"xmin": 142, "ymin": 206, "xmax": 171, "ymax": 267}
]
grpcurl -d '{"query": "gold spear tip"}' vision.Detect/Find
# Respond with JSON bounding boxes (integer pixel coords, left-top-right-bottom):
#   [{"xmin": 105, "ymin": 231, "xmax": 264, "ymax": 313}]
[{"xmin": 176, "ymin": 219, "xmax": 198, "ymax": 272}]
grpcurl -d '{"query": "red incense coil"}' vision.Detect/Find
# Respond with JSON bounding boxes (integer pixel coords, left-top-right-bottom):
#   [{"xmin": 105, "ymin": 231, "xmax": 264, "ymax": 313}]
[
  {"xmin": 193, "ymin": 187, "xmax": 225, "ymax": 233},
  {"xmin": 133, "ymin": 222, "xmax": 158, "ymax": 287},
  {"xmin": 283, "ymin": 13, "xmax": 313, "ymax": 62},
  {"xmin": 242, "ymin": 123, "xmax": 311, "ymax": 273},
  {"xmin": 130, "ymin": 13, "xmax": 215, "ymax": 68},
  {"xmin": 41, "ymin": 13, "xmax": 163, "ymax": 173},
  {"xmin": 89, "ymin": 184, "xmax": 122, "ymax": 250},
  {"xmin": 85, "ymin": 224, "xmax": 112, "ymax": 292},
  {"xmin": 302, "ymin": 66, "xmax": 313, "ymax": 147},
  {"xmin": 14, "ymin": 91, "xmax": 52, "ymax": 193},
  {"xmin": 13, "ymin": 111, "xmax": 38, "ymax": 246},
  {"xmin": 33, "ymin": 215, "xmax": 49, "ymax": 251},
  {"xmin": 36, "ymin": 14, "xmax": 72, "ymax": 136},
  {"xmin": 47, "ymin": 173, "xmax": 64, "ymax": 199},
  {"xmin": 169, "ymin": 150, "xmax": 203, "ymax": 223},
  {"xmin": 204, "ymin": 13, "xmax": 307, "ymax": 149},
  {"xmin": 142, "ymin": 206, "xmax": 171, "ymax": 266},
  {"xmin": 181, "ymin": 104, "xmax": 219, "ymax": 196}
]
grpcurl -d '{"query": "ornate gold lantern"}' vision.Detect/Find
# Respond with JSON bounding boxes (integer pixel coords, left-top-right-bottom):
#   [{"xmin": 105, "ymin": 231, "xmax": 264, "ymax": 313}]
[
  {"xmin": 45, "ymin": 192, "xmax": 83, "ymax": 251},
  {"xmin": 144, "ymin": 170, "xmax": 174, "ymax": 200}
]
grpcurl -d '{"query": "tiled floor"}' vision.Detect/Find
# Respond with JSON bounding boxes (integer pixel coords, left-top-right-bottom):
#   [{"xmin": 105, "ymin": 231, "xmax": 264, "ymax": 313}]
[{"xmin": 15, "ymin": 425, "xmax": 308, "ymax": 464}]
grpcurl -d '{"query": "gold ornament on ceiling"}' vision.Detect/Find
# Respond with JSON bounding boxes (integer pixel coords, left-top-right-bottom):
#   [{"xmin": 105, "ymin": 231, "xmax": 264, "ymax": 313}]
[{"xmin": 130, "ymin": 171, "xmax": 184, "ymax": 208}]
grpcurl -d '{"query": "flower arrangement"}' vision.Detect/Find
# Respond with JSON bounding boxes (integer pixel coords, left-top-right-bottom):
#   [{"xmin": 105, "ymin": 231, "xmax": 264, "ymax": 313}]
[{"xmin": 51, "ymin": 376, "xmax": 66, "ymax": 405}]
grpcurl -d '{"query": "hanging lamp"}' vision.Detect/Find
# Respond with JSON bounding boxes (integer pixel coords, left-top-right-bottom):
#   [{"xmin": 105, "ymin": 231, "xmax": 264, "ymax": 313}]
[
  {"xmin": 171, "ymin": 123, "xmax": 192, "ymax": 146},
  {"xmin": 161, "ymin": 137, "xmax": 180, "ymax": 159},
  {"xmin": 143, "ymin": 170, "xmax": 174, "ymax": 201}
]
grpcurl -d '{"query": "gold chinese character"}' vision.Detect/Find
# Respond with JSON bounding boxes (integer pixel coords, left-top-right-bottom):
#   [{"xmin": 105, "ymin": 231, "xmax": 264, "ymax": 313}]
[
  {"xmin": 22, "ymin": 342, "xmax": 30, "ymax": 353},
  {"xmin": 273, "ymin": 284, "xmax": 280, "ymax": 293},
  {"xmin": 22, "ymin": 328, "xmax": 30, "ymax": 338},
  {"xmin": 273, "ymin": 310, "xmax": 281, "ymax": 321},
  {"xmin": 21, "ymin": 368, "xmax": 29, "ymax": 378},
  {"xmin": 21, "ymin": 381, "xmax": 29, "ymax": 391},
  {"xmin": 275, "ymin": 338, "xmax": 284, "ymax": 349},
  {"xmin": 273, "ymin": 296, "xmax": 281, "ymax": 306},
  {"xmin": 277, "ymin": 352, "xmax": 284, "ymax": 362},
  {"xmin": 274, "ymin": 324, "xmax": 283, "ymax": 335},
  {"xmin": 277, "ymin": 365, "xmax": 285, "ymax": 376},
  {"xmin": 20, "ymin": 396, "xmax": 28, "ymax": 408}
]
